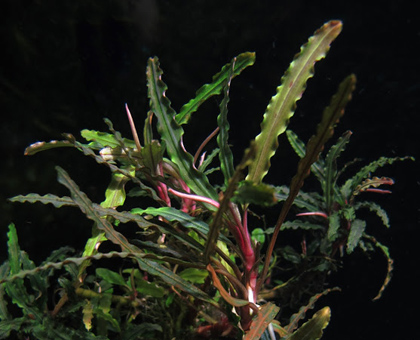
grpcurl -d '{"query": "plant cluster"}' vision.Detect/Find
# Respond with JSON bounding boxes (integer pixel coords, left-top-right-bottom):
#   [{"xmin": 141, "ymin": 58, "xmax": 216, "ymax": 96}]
[{"xmin": 1, "ymin": 21, "xmax": 411, "ymax": 339}]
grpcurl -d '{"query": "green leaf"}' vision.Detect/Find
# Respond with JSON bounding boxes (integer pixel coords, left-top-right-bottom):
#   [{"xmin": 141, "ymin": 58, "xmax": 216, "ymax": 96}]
[
  {"xmin": 176, "ymin": 52, "xmax": 256, "ymax": 125},
  {"xmin": 146, "ymin": 57, "xmax": 218, "ymax": 203},
  {"xmin": 251, "ymin": 228, "xmax": 266, "ymax": 245},
  {"xmin": 178, "ymin": 268, "xmax": 209, "ymax": 284},
  {"xmin": 132, "ymin": 275, "xmax": 166, "ymax": 298},
  {"xmin": 96, "ymin": 268, "xmax": 127, "ymax": 287},
  {"xmin": 233, "ymin": 181, "xmax": 277, "ymax": 207},
  {"xmin": 327, "ymin": 212, "xmax": 340, "ymax": 242},
  {"xmin": 80, "ymin": 129, "xmax": 137, "ymax": 150},
  {"xmin": 347, "ymin": 219, "xmax": 366, "ymax": 254},
  {"xmin": 140, "ymin": 140, "xmax": 164, "ymax": 173},
  {"xmin": 244, "ymin": 303, "xmax": 280, "ymax": 340},
  {"xmin": 287, "ymin": 306, "xmax": 331, "ymax": 340},
  {"xmin": 101, "ymin": 172, "xmax": 131, "ymax": 209},
  {"xmin": 247, "ymin": 21, "xmax": 343, "ymax": 184}
]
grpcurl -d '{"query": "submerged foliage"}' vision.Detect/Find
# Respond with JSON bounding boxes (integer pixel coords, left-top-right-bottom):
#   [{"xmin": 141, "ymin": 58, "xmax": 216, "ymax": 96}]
[{"xmin": 1, "ymin": 21, "xmax": 411, "ymax": 339}]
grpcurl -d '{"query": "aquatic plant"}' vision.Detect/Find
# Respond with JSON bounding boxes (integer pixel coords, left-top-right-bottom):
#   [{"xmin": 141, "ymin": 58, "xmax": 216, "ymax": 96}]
[{"xmin": 1, "ymin": 20, "xmax": 410, "ymax": 339}]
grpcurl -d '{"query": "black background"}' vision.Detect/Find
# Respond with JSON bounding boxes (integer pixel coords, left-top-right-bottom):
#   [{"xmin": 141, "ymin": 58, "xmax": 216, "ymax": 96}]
[{"xmin": 1, "ymin": 1, "xmax": 419, "ymax": 339}]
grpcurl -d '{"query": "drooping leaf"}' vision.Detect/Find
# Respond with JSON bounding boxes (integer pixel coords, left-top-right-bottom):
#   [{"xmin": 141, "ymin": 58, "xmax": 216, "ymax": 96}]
[
  {"xmin": 146, "ymin": 57, "xmax": 218, "ymax": 203},
  {"xmin": 176, "ymin": 52, "xmax": 256, "ymax": 125},
  {"xmin": 354, "ymin": 201, "xmax": 390, "ymax": 228},
  {"xmin": 24, "ymin": 139, "xmax": 74, "ymax": 155},
  {"xmin": 363, "ymin": 234, "xmax": 394, "ymax": 300},
  {"xmin": 244, "ymin": 303, "xmax": 280, "ymax": 340},
  {"xmin": 247, "ymin": 21, "xmax": 343, "ymax": 185}
]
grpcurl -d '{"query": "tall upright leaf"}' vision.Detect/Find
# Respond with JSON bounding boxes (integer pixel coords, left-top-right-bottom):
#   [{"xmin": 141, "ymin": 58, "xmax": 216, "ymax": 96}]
[
  {"xmin": 247, "ymin": 20, "xmax": 343, "ymax": 184},
  {"xmin": 146, "ymin": 57, "xmax": 218, "ymax": 202},
  {"xmin": 217, "ymin": 57, "xmax": 236, "ymax": 187},
  {"xmin": 258, "ymin": 74, "xmax": 357, "ymax": 291}
]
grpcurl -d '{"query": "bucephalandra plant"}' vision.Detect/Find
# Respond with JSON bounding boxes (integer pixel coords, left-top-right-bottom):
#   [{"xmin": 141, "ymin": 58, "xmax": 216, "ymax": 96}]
[{"xmin": 0, "ymin": 20, "xmax": 412, "ymax": 339}]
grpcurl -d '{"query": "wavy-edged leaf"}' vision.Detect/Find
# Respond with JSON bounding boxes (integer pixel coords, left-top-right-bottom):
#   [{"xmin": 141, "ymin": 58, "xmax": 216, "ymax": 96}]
[
  {"xmin": 351, "ymin": 176, "xmax": 394, "ymax": 198},
  {"xmin": 9, "ymin": 193, "xmax": 75, "ymax": 208},
  {"xmin": 340, "ymin": 156, "xmax": 414, "ymax": 199},
  {"xmin": 323, "ymin": 130, "xmax": 352, "ymax": 211},
  {"xmin": 281, "ymin": 220, "xmax": 324, "ymax": 231},
  {"xmin": 363, "ymin": 234, "xmax": 394, "ymax": 300},
  {"xmin": 24, "ymin": 139, "xmax": 74, "ymax": 155},
  {"xmin": 346, "ymin": 219, "xmax": 366, "ymax": 254},
  {"xmin": 287, "ymin": 306, "xmax": 331, "ymax": 340},
  {"xmin": 217, "ymin": 56, "xmax": 236, "ymax": 187},
  {"xmin": 247, "ymin": 21, "xmax": 343, "ymax": 184},
  {"xmin": 146, "ymin": 57, "xmax": 218, "ymax": 203},
  {"xmin": 244, "ymin": 303, "xmax": 280, "ymax": 340},
  {"xmin": 176, "ymin": 52, "xmax": 256, "ymax": 125}
]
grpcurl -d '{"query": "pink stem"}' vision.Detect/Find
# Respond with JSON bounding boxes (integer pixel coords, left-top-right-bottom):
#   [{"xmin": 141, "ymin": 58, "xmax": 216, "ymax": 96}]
[
  {"xmin": 296, "ymin": 211, "xmax": 329, "ymax": 219},
  {"xmin": 167, "ymin": 188, "xmax": 220, "ymax": 209}
]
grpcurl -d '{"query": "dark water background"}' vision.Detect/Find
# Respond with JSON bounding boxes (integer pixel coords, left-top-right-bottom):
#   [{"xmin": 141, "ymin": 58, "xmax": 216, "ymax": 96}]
[{"xmin": 1, "ymin": 1, "xmax": 419, "ymax": 338}]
